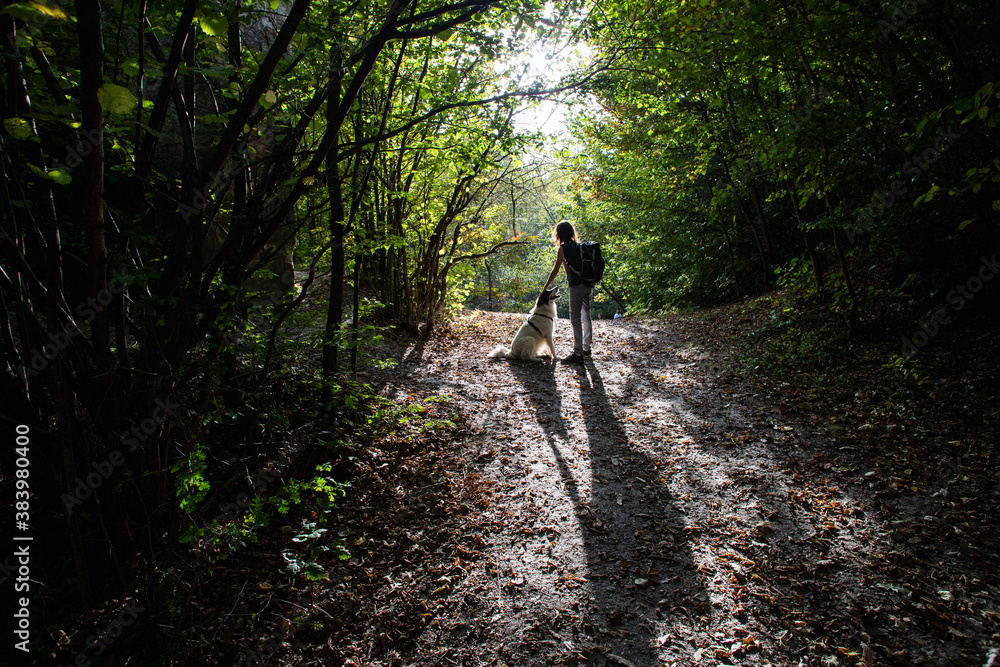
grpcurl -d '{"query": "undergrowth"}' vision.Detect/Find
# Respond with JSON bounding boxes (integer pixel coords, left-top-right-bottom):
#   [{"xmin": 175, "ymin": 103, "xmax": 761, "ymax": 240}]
[
  {"xmin": 146, "ymin": 361, "xmax": 465, "ymax": 665},
  {"xmin": 697, "ymin": 261, "xmax": 1000, "ymax": 490}
]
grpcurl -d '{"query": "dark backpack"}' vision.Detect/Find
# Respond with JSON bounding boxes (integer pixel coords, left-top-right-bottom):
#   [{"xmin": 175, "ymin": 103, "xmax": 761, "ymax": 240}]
[{"xmin": 565, "ymin": 241, "xmax": 605, "ymax": 287}]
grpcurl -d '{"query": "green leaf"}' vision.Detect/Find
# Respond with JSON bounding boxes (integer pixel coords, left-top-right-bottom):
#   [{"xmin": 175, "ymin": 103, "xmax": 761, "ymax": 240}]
[
  {"xmin": 121, "ymin": 58, "xmax": 141, "ymax": 77},
  {"xmin": 2, "ymin": 1, "xmax": 71, "ymax": 23},
  {"xmin": 49, "ymin": 168, "xmax": 72, "ymax": 185},
  {"xmin": 436, "ymin": 28, "xmax": 454, "ymax": 41},
  {"xmin": 134, "ymin": 122, "xmax": 160, "ymax": 137},
  {"xmin": 957, "ymin": 219, "xmax": 974, "ymax": 230},
  {"xmin": 260, "ymin": 90, "xmax": 277, "ymax": 109},
  {"xmin": 97, "ymin": 84, "xmax": 138, "ymax": 115},
  {"xmin": 196, "ymin": 11, "xmax": 229, "ymax": 37},
  {"xmin": 2, "ymin": 117, "xmax": 35, "ymax": 140},
  {"xmin": 303, "ymin": 562, "xmax": 326, "ymax": 581}
]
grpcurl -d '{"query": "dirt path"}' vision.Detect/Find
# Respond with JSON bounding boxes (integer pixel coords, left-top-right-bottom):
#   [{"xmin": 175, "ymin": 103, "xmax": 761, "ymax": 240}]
[{"xmin": 319, "ymin": 311, "xmax": 998, "ymax": 667}]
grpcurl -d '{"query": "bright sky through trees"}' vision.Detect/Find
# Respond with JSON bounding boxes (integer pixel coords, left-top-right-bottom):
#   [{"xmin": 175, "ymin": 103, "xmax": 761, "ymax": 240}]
[{"xmin": 513, "ymin": 44, "xmax": 593, "ymax": 139}]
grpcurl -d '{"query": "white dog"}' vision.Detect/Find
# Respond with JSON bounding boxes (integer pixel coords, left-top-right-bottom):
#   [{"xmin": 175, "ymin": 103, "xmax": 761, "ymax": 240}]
[{"xmin": 489, "ymin": 287, "xmax": 560, "ymax": 362}]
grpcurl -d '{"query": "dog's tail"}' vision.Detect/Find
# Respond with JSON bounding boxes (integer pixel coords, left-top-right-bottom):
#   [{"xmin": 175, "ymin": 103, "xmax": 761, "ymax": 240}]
[{"xmin": 488, "ymin": 345, "xmax": 510, "ymax": 359}]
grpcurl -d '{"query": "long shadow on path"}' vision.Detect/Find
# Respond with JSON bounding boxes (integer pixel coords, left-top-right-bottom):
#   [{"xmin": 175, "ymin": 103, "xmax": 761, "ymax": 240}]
[{"xmin": 507, "ymin": 357, "xmax": 704, "ymax": 666}]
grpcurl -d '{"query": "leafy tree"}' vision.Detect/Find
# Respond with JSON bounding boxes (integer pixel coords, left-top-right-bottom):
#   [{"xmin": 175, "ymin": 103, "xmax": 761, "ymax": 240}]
[
  {"xmin": 570, "ymin": 0, "xmax": 1000, "ymax": 318},
  {"xmin": 0, "ymin": 0, "xmax": 589, "ymax": 608}
]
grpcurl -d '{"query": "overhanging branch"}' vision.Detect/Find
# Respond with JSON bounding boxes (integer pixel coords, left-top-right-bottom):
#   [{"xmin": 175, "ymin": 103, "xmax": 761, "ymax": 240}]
[
  {"xmin": 452, "ymin": 240, "xmax": 528, "ymax": 263},
  {"xmin": 336, "ymin": 62, "xmax": 613, "ymax": 163}
]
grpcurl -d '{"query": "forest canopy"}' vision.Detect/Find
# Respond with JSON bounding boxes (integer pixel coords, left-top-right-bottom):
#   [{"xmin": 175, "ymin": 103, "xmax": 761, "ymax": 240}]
[{"xmin": 567, "ymin": 0, "xmax": 999, "ymax": 314}]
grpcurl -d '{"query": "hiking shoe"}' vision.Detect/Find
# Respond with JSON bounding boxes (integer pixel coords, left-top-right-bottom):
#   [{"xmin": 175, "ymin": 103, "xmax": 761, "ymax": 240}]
[
  {"xmin": 561, "ymin": 352, "xmax": 585, "ymax": 363},
  {"xmin": 583, "ymin": 350, "xmax": 592, "ymax": 358}
]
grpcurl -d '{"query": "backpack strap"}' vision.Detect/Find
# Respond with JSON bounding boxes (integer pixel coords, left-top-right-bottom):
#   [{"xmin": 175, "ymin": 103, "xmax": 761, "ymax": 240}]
[
  {"xmin": 563, "ymin": 242, "xmax": 597, "ymax": 284},
  {"xmin": 563, "ymin": 242, "xmax": 583, "ymax": 276}
]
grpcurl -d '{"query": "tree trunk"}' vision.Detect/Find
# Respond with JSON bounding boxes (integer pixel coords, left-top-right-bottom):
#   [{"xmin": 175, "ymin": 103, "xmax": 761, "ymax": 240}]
[
  {"xmin": 322, "ymin": 55, "xmax": 346, "ymax": 392},
  {"xmin": 827, "ymin": 192, "xmax": 858, "ymax": 336},
  {"xmin": 485, "ymin": 259, "xmax": 494, "ymax": 310},
  {"xmin": 716, "ymin": 203, "xmax": 742, "ymax": 299},
  {"xmin": 747, "ymin": 182, "xmax": 774, "ymax": 271},
  {"xmin": 351, "ymin": 243, "xmax": 361, "ymax": 379},
  {"xmin": 784, "ymin": 177, "xmax": 825, "ymax": 293},
  {"xmin": 601, "ymin": 282, "xmax": 629, "ymax": 316},
  {"xmin": 76, "ymin": 0, "xmax": 111, "ymax": 368}
]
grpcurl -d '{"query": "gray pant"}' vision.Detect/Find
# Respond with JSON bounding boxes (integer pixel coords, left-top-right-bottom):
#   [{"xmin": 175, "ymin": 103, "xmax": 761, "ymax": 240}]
[{"xmin": 568, "ymin": 283, "xmax": 593, "ymax": 355}]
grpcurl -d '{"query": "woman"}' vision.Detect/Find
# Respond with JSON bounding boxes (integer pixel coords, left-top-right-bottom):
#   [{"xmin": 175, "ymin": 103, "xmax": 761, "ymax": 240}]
[{"xmin": 541, "ymin": 220, "xmax": 592, "ymax": 363}]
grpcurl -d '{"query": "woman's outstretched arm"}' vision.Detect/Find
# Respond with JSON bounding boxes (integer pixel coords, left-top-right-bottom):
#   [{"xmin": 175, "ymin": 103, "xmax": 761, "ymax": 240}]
[{"xmin": 541, "ymin": 245, "xmax": 564, "ymax": 297}]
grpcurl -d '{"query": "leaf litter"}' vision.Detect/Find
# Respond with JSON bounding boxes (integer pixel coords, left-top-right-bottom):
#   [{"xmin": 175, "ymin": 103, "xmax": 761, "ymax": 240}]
[{"xmin": 183, "ymin": 309, "xmax": 999, "ymax": 666}]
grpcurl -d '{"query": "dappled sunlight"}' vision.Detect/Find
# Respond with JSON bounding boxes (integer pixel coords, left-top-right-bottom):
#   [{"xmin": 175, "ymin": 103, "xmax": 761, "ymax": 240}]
[
  {"xmin": 7, "ymin": 0, "xmax": 997, "ymax": 661},
  {"xmin": 361, "ymin": 308, "xmax": 997, "ymax": 664}
]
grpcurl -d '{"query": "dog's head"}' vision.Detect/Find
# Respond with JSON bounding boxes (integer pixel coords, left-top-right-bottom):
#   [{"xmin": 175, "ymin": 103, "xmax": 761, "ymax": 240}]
[{"xmin": 537, "ymin": 286, "xmax": 560, "ymax": 307}]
